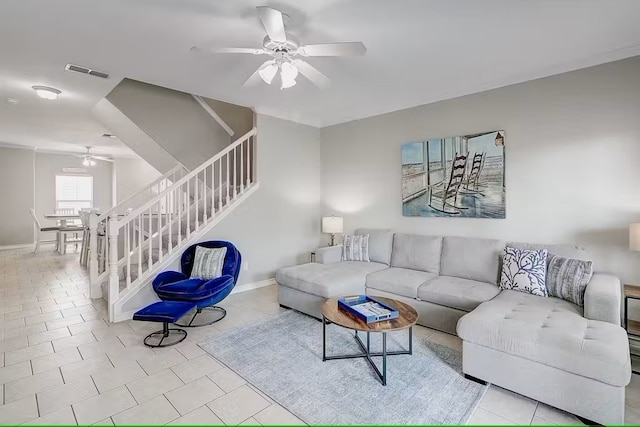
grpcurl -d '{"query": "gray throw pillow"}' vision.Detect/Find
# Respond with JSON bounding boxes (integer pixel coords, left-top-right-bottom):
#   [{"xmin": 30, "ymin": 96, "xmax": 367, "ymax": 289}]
[
  {"xmin": 546, "ymin": 253, "xmax": 593, "ymax": 306},
  {"xmin": 190, "ymin": 246, "xmax": 227, "ymax": 280},
  {"xmin": 342, "ymin": 234, "xmax": 370, "ymax": 262}
]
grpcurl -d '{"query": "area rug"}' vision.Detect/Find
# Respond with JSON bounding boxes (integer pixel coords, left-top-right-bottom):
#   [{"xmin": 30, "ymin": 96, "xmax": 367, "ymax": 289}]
[{"xmin": 200, "ymin": 310, "xmax": 486, "ymax": 424}]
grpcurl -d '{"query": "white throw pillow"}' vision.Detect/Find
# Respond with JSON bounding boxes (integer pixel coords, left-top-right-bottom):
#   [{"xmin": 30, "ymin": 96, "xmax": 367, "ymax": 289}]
[
  {"xmin": 499, "ymin": 246, "xmax": 548, "ymax": 297},
  {"xmin": 190, "ymin": 246, "xmax": 227, "ymax": 280},
  {"xmin": 342, "ymin": 234, "xmax": 370, "ymax": 262}
]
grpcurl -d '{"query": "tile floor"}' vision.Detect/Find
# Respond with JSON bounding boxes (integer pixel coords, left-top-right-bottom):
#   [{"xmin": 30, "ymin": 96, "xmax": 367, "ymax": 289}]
[{"xmin": 0, "ymin": 246, "xmax": 638, "ymax": 425}]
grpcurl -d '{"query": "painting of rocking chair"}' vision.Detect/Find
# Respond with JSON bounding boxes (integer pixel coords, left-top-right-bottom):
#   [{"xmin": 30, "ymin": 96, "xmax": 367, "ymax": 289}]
[{"xmin": 401, "ymin": 130, "xmax": 505, "ymax": 218}]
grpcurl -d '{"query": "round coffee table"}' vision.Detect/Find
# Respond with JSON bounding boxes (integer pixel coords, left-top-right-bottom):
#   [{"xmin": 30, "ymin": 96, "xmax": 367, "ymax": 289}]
[{"xmin": 321, "ymin": 296, "xmax": 418, "ymax": 385}]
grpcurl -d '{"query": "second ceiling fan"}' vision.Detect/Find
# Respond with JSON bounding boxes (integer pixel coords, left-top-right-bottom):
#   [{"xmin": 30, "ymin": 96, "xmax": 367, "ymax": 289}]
[{"xmin": 192, "ymin": 6, "xmax": 367, "ymax": 89}]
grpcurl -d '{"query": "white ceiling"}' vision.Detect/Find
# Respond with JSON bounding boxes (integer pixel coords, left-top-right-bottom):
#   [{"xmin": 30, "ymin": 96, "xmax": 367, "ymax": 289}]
[{"xmin": 1, "ymin": 0, "xmax": 640, "ymax": 155}]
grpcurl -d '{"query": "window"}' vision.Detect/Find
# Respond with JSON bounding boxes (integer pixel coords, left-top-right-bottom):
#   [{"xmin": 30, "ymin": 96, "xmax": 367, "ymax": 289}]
[{"xmin": 55, "ymin": 175, "xmax": 93, "ymax": 213}]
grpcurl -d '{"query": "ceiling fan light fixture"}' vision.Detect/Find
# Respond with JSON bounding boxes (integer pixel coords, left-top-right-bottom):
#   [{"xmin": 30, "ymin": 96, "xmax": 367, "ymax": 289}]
[
  {"xmin": 258, "ymin": 61, "xmax": 278, "ymax": 84},
  {"xmin": 82, "ymin": 157, "xmax": 90, "ymax": 167},
  {"xmin": 280, "ymin": 61, "xmax": 298, "ymax": 90}
]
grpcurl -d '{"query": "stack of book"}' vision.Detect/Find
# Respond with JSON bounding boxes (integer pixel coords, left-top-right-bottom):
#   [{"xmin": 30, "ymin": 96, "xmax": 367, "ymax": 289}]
[{"xmin": 627, "ymin": 319, "xmax": 640, "ymax": 374}]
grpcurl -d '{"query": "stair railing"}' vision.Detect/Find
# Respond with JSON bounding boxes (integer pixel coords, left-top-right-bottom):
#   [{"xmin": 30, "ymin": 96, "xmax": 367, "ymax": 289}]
[{"xmin": 89, "ymin": 128, "xmax": 257, "ymax": 309}]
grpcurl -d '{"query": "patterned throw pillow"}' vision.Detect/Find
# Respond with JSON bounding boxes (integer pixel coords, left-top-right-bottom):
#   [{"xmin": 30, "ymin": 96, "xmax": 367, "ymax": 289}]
[
  {"xmin": 500, "ymin": 246, "xmax": 548, "ymax": 297},
  {"xmin": 342, "ymin": 234, "xmax": 370, "ymax": 262},
  {"xmin": 190, "ymin": 246, "xmax": 227, "ymax": 280},
  {"xmin": 546, "ymin": 253, "xmax": 593, "ymax": 306}
]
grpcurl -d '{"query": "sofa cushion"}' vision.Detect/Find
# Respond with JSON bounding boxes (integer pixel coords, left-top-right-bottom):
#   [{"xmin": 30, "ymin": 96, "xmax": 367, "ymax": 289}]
[
  {"xmin": 507, "ymin": 241, "xmax": 591, "ymax": 262},
  {"xmin": 391, "ymin": 234, "xmax": 442, "ymax": 274},
  {"xmin": 355, "ymin": 228, "xmax": 394, "ymax": 265},
  {"xmin": 440, "ymin": 236, "xmax": 505, "ymax": 284},
  {"xmin": 417, "ymin": 276, "xmax": 500, "ymax": 312},
  {"xmin": 366, "ymin": 268, "xmax": 437, "ymax": 299},
  {"xmin": 275, "ymin": 261, "xmax": 388, "ymax": 298},
  {"xmin": 457, "ymin": 290, "xmax": 631, "ymax": 387}
]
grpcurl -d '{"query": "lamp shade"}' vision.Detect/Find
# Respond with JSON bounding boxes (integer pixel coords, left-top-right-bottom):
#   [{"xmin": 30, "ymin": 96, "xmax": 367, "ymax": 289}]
[
  {"xmin": 322, "ymin": 216, "xmax": 343, "ymax": 234},
  {"xmin": 630, "ymin": 223, "xmax": 640, "ymax": 251}
]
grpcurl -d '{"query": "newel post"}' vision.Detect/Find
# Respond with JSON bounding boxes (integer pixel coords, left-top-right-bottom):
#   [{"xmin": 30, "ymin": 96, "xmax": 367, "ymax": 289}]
[
  {"xmin": 89, "ymin": 212, "xmax": 101, "ymax": 299},
  {"xmin": 108, "ymin": 216, "xmax": 120, "ymax": 322}
]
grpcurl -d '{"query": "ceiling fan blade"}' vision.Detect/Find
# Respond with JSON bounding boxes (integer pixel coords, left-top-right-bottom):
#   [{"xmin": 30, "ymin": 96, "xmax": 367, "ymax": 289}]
[
  {"xmin": 190, "ymin": 46, "xmax": 267, "ymax": 55},
  {"xmin": 299, "ymin": 42, "xmax": 367, "ymax": 57},
  {"xmin": 92, "ymin": 156, "xmax": 114, "ymax": 162},
  {"xmin": 256, "ymin": 6, "xmax": 287, "ymax": 42},
  {"xmin": 292, "ymin": 59, "xmax": 330, "ymax": 88}
]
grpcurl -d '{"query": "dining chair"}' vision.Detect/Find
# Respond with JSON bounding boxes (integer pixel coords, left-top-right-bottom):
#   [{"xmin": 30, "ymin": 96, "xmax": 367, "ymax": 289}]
[
  {"xmin": 30, "ymin": 209, "xmax": 60, "ymax": 254},
  {"xmin": 78, "ymin": 209, "xmax": 106, "ymax": 268}
]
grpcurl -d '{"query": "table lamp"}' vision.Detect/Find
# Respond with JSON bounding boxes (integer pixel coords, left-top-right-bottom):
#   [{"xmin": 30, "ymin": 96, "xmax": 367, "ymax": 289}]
[
  {"xmin": 631, "ymin": 223, "xmax": 640, "ymax": 251},
  {"xmin": 322, "ymin": 216, "xmax": 343, "ymax": 246}
]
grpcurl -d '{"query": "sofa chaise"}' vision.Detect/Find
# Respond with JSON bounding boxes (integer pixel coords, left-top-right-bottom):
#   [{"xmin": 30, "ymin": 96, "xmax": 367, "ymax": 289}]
[{"xmin": 275, "ymin": 228, "xmax": 631, "ymax": 424}]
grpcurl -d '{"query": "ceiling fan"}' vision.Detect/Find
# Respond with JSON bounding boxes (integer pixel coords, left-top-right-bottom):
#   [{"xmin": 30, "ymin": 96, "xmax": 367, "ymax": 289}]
[
  {"xmin": 192, "ymin": 6, "xmax": 367, "ymax": 89},
  {"xmin": 73, "ymin": 146, "xmax": 114, "ymax": 167}
]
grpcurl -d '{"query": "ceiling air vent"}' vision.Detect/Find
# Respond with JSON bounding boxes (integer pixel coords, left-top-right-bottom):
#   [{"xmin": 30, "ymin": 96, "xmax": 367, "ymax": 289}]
[{"xmin": 65, "ymin": 64, "xmax": 110, "ymax": 79}]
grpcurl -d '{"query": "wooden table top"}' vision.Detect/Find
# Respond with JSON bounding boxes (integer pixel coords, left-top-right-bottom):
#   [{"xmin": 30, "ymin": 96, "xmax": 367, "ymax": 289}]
[
  {"xmin": 322, "ymin": 296, "xmax": 418, "ymax": 332},
  {"xmin": 625, "ymin": 285, "xmax": 640, "ymax": 299},
  {"xmin": 43, "ymin": 213, "xmax": 81, "ymax": 219}
]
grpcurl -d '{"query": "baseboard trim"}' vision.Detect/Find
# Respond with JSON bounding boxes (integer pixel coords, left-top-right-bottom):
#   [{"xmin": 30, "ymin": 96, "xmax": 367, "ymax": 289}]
[
  {"xmin": 231, "ymin": 278, "xmax": 276, "ymax": 294},
  {"xmin": 0, "ymin": 244, "xmax": 33, "ymax": 251},
  {"xmin": 112, "ymin": 278, "xmax": 276, "ymax": 323}
]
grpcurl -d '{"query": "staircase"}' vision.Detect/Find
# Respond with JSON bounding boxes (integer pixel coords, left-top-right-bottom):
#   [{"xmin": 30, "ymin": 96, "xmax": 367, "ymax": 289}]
[{"xmin": 88, "ymin": 128, "xmax": 258, "ymax": 322}]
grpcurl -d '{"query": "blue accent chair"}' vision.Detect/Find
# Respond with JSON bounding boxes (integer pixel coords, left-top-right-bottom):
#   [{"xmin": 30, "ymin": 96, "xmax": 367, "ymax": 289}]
[{"xmin": 152, "ymin": 241, "xmax": 241, "ymax": 327}]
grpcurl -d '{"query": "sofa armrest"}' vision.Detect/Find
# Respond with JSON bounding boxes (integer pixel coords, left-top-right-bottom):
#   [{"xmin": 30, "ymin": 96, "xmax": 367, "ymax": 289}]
[
  {"xmin": 315, "ymin": 245, "xmax": 343, "ymax": 264},
  {"xmin": 584, "ymin": 273, "xmax": 622, "ymax": 326}
]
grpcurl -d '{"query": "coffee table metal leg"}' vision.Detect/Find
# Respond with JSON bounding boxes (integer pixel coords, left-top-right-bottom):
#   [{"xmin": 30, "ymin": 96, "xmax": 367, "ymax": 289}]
[
  {"xmin": 382, "ymin": 332, "xmax": 387, "ymax": 385},
  {"xmin": 322, "ymin": 315, "xmax": 326, "ymax": 362},
  {"xmin": 409, "ymin": 326, "xmax": 413, "ymax": 355},
  {"xmin": 367, "ymin": 331, "xmax": 370, "ymax": 353}
]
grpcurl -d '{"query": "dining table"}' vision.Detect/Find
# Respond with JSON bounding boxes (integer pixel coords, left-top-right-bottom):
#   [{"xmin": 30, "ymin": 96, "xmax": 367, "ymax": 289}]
[{"xmin": 43, "ymin": 213, "xmax": 82, "ymax": 254}]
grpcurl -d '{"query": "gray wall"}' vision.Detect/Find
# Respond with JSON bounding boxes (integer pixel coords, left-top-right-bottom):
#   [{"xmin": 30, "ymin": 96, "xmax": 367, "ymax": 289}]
[
  {"xmin": 0, "ymin": 146, "xmax": 34, "ymax": 246},
  {"xmin": 106, "ymin": 79, "xmax": 251, "ymax": 171},
  {"xmin": 34, "ymin": 152, "xmax": 112, "ymax": 228},
  {"xmin": 114, "ymin": 158, "xmax": 162, "ymax": 203},
  {"xmin": 321, "ymin": 56, "xmax": 640, "ymax": 285}
]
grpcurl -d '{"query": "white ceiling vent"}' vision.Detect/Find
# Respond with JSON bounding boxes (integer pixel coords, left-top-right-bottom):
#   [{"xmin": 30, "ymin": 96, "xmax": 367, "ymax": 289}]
[{"xmin": 65, "ymin": 64, "xmax": 110, "ymax": 79}]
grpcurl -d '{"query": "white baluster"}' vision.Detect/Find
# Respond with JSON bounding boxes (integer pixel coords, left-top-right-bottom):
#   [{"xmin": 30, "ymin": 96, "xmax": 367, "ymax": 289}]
[
  {"xmin": 233, "ymin": 147, "xmax": 238, "ymax": 199},
  {"xmin": 148, "ymin": 207, "xmax": 152, "ymax": 269},
  {"xmin": 137, "ymin": 215, "xmax": 142, "ymax": 280},
  {"xmin": 108, "ymin": 217, "xmax": 119, "ymax": 322},
  {"xmin": 186, "ymin": 181, "xmax": 191, "ymax": 238},
  {"xmin": 125, "ymin": 221, "xmax": 131, "ymax": 288},
  {"xmin": 168, "ymin": 189, "xmax": 173, "ymax": 255},
  {"xmin": 89, "ymin": 211, "xmax": 100, "ymax": 298},
  {"xmin": 218, "ymin": 158, "xmax": 222, "ymax": 210},
  {"xmin": 195, "ymin": 175, "xmax": 200, "ymax": 232},
  {"xmin": 225, "ymin": 153, "xmax": 231, "ymax": 206},
  {"xmin": 177, "ymin": 184, "xmax": 182, "ymax": 245},
  {"xmin": 240, "ymin": 140, "xmax": 244, "ymax": 193},
  {"xmin": 158, "ymin": 200, "xmax": 163, "ymax": 262},
  {"xmin": 247, "ymin": 136, "xmax": 251, "ymax": 187}
]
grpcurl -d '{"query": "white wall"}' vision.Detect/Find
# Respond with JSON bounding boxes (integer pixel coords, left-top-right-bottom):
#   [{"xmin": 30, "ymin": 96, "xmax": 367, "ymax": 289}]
[
  {"xmin": 114, "ymin": 158, "xmax": 162, "ymax": 203},
  {"xmin": 321, "ymin": 57, "xmax": 640, "ymax": 286},
  {"xmin": 190, "ymin": 114, "xmax": 322, "ymax": 285},
  {"xmin": 0, "ymin": 146, "xmax": 34, "ymax": 246},
  {"xmin": 34, "ymin": 152, "xmax": 112, "ymax": 228}
]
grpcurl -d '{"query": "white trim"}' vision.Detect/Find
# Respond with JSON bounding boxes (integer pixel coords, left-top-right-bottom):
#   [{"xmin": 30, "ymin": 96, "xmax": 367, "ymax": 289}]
[
  {"xmin": 0, "ymin": 244, "xmax": 33, "ymax": 251},
  {"xmin": 231, "ymin": 278, "xmax": 276, "ymax": 294},
  {"xmin": 111, "ymin": 276, "xmax": 276, "ymax": 323},
  {"xmin": 191, "ymin": 95, "xmax": 235, "ymax": 137}
]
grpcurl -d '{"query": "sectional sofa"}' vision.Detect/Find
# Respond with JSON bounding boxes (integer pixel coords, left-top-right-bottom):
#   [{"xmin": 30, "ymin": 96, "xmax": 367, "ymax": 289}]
[{"xmin": 275, "ymin": 228, "xmax": 631, "ymax": 424}]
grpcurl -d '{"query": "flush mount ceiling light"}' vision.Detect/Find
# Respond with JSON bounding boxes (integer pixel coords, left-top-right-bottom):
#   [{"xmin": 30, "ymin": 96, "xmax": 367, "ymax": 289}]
[{"xmin": 32, "ymin": 86, "xmax": 61, "ymax": 100}]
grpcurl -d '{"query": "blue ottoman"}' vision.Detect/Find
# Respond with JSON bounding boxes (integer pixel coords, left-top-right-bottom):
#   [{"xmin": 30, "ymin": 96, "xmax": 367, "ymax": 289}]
[{"xmin": 133, "ymin": 301, "xmax": 197, "ymax": 347}]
